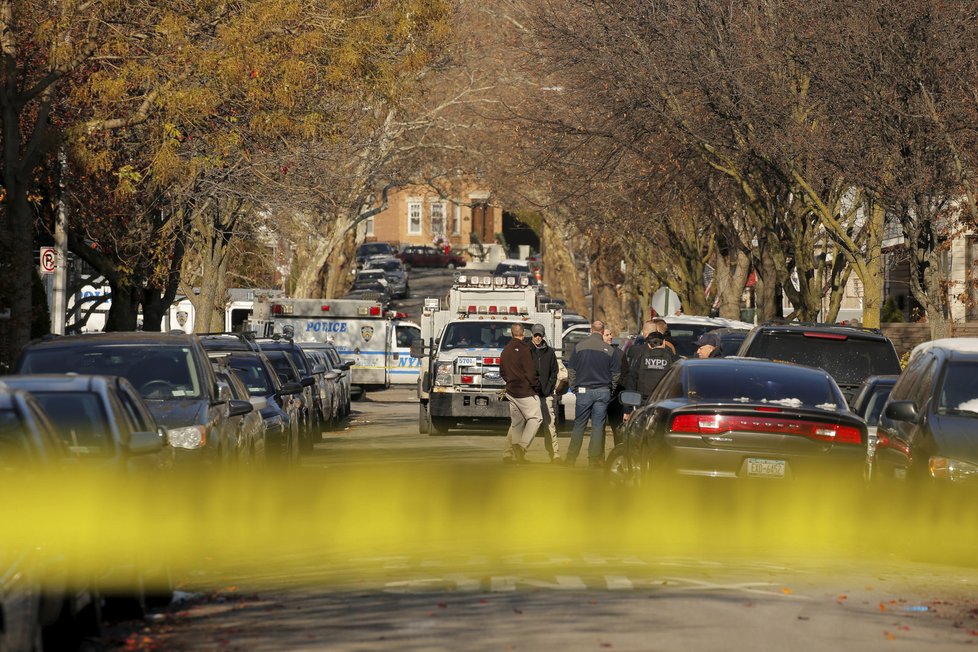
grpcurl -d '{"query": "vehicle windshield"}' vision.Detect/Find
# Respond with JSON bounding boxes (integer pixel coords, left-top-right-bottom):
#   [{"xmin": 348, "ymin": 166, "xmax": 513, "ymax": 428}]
[
  {"xmin": 665, "ymin": 324, "xmax": 721, "ymax": 357},
  {"xmin": 228, "ymin": 357, "xmax": 276, "ymax": 397},
  {"xmin": 357, "ymin": 271, "xmax": 387, "ymax": 281},
  {"xmin": 367, "ymin": 260, "xmax": 402, "ymax": 272},
  {"xmin": 686, "ymin": 364, "xmax": 843, "ymax": 409},
  {"xmin": 938, "ymin": 362, "xmax": 978, "ymax": 416},
  {"xmin": 29, "ymin": 392, "xmax": 113, "ymax": 456},
  {"xmin": 19, "ymin": 345, "xmax": 203, "ymax": 400},
  {"xmin": 359, "ymin": 243, "xmax": 392, "ymax": 256},
  {"xmin": 441, "ymin": 322, "xmax": 520, "ymax": 350},
  {"xmin": 744, "ymin": 333, "xmax": 901, "ymax": 386}
]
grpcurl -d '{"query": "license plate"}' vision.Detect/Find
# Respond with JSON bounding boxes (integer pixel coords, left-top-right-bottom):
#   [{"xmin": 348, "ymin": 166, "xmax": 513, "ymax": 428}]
[
  {"xmin": 746, "ymin": 458, "xmax": 786, "ymax": 478},
  {"xmin": 457, "ymin": 357, "xmax": 477, "ymax": 366}
]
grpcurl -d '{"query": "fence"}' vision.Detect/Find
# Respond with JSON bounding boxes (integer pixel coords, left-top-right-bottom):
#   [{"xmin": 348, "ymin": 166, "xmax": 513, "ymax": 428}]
[{"xmin": 880, "ymin": 323, "xmax": 978, "ymax": 356}]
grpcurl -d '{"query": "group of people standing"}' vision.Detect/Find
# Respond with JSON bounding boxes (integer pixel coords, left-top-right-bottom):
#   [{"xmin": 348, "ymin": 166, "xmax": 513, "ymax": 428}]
[{"xmin": 498, "ymin": 317, "xmax": 722, "ymax": 466}]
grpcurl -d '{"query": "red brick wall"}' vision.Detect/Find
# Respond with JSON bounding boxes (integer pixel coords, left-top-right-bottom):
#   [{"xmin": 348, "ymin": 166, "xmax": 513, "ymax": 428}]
[{"xmin": 881, "ymin": 323, "xmax": 978, "ymax": 356}]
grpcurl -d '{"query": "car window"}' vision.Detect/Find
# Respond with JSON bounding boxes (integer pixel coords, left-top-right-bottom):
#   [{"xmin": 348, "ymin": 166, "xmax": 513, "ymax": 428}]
[
  {"xmin": 267, "ymin": 352, "xmax": 300, "ymax": 381},
  {"xmin": 685, "ymin": 364, "xmax": 842, "ymax": 408},
  {"xmin": 396, "ymin": 325, "xmax": 420, "ymax": 348},
  {"xmin": 863, "ymin": 386, "xmax": 894, "ymax": 426},
  {"xmin": 651, "ymin": 367, "xmax": 683, "ymax": 401},
  {"xmin": 0, "ymin": 410, "xmax": 34, "ymax": 468},
  {"xmin": 742, "ymin": 332, "xmax": 900, "ymax": 386},
  {"xmin": 229, "ymin": 357, "xmax": 276, "ymax": 396},
  {"xmin": 890, "ymin": 353, "xmax": 928, "ymax": 402},
  {"xmin": 19, "ymin": 344, "xmax": 203, "ymax": 400},
  {"xmin": 29, "ymin": 392, "xmax": 114, "ymax": 456},
  {"xmin": 937, "ymin": 362, "xmax": 978, "ymax": 415}
]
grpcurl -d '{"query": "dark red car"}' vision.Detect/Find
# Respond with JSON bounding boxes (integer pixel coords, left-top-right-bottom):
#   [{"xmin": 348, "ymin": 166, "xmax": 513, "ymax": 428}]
[{"xmin": 397, "ymin": 245, "xmax": 466, "ymax": 269}]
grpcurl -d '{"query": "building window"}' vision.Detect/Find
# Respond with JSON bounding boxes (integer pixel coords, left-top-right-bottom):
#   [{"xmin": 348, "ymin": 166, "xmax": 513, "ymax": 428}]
[
  {"xmin": 452, "ymin": 203, "xmax": 461, "ymax": 235},
  {"xmin": 431, "ymin": 202, "xmax": 446, "ymax": 236},
  {"xmin": 407, "ymin": 202, "xmax": 422, "ymax": 235},
  {"xmin": 364, "ymin": 215, "xmax": 374, "ymax": 237}
]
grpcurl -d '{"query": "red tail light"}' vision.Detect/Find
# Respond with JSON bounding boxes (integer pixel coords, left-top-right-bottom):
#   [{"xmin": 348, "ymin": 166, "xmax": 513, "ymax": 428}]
[
  {"xmin": 803, "ymin": 331, "xmax": 848, "ymax": 340},
  {"xmin": 468, "ymin": 305, "xmax": 477, "ymax": 313},
  {"xmin": 271, "ymin": 304, "xmax": 283, "ymax": 315},
  {"xmin": 369, "ymin": 306, "xmax": 381, "ymax": 316},
  {"xmin": 321, "ymin": 305, "xmax": 330, "ymax": 312},
  {"xmin": 461, "ymin": 375, "xmax": 474, "ymax": 384},
  {"xmin": 669, "ymin": 413, "xmax": 862, "ymax": 445},
  {"xmin": 483, "ymin": 357, "xmax": 500, "ymax": 365}
]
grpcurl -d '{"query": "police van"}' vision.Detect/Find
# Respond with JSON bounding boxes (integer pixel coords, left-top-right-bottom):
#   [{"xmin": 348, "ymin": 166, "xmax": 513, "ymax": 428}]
[
  {"xmin": 411, "ymin": 274, "xmax": 561, "ymax": 434},
  {"xmin": 253, "ymin": 298, "xmax": 421, "ymax": 394}
]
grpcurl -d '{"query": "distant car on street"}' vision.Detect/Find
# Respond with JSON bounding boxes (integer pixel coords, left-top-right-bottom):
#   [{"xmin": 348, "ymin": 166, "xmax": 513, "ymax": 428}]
[
  {"xmin": 364, "ymin": 257, "xmax": 409, "ymax": 299},
  {"xmin": 356, "ymin": 242, "xmax": 398, "ymax": 268},
  {"xmin": 397, "ymin": 245, "xmax": 465, "ymax": 269}
]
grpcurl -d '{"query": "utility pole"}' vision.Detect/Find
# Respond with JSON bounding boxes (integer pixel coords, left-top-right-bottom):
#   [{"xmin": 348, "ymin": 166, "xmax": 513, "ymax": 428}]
[{"xmin": 51, "ymin": 149, "xmax": 68, "ymax": 334}]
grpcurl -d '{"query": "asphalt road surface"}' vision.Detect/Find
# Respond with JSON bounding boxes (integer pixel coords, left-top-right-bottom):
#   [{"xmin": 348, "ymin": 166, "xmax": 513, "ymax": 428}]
[{"xmin": 99, "ymin": 384, "xmax": 978, "ymax": 651}]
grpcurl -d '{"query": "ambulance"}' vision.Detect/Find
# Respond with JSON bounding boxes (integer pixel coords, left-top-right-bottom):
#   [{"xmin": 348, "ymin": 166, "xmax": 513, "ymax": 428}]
[
  {"xmin": 411, "ymin": 273, "xmax": 562, "ymax": 434},
  {"xmin": 254, "ymin": 298, "xmax": 421, "ymax": 394}
]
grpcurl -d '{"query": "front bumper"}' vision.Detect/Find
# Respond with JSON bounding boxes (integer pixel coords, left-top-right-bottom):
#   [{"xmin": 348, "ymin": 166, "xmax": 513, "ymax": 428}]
[{"xmin": 429, "ymin": 390, "xmax": 510, "ymax": 423}]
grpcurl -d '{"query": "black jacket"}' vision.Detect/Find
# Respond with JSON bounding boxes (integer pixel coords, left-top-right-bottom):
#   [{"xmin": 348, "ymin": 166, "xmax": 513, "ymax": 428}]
[
  {"xmin": 624, "ymin": 343, "xmax": 676, "ymax": 398},
  {"xmin": 530, "ymin": 339, "xmax": 558, "ymax": 397}
]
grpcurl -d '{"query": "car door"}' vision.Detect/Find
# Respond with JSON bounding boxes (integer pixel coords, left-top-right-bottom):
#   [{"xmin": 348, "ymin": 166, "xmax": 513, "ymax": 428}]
[
  {"xmin": 389, "ymin": 322, "xmax": 422, "ymax": 386},
  {"xmin": 877, "ymin": 354, "xmax": 937, "ymax": 480}
]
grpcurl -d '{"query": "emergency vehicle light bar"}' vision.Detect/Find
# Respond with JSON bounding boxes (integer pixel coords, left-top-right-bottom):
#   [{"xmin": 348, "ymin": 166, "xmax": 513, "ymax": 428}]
[
  {"xmin": 271, "ymin": 303, "xmax": 293, "ymax": 315},
  {"xmin": 356, "ymin": 305, "xmax": 382, "ymax": 316}
]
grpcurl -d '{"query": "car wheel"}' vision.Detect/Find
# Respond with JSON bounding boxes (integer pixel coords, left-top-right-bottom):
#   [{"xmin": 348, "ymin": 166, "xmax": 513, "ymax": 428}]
[
  {"xmin": 419, "ymin": 403, "xmax": 430, "ymax": 434},
  {"xmin": 429, "ymin": 414, "xmax": 448, "ymax": 435},
  {"xmin": 605, "ymin": 444, "xmax": 637, "ymax": 487},
  {"xmin": 446, "ymin": 262, "xmax": 456, "ymax": 270}
]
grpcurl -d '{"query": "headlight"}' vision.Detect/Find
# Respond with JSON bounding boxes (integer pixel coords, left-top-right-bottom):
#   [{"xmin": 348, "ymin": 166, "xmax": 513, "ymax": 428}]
[
  {"xmin": 434, "ymin": 362, "xmax": 453, "ymax": 386},
  {"xmin": 929, "ymin": 456, "xmax": 978, "ymax": 481},
  {"xmin": 168, "ymin": 425, "xmax": 207, "ymax": 449}
]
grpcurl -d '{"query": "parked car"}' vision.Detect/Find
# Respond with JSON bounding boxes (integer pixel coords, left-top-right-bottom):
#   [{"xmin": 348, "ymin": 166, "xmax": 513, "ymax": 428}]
[
  {"xmin": 356, "ymin": 242, "xmax": 398, "ymax": 268},
  {"xmin": 0, "ymin": 387, "xmax": 101, "ymax": 650},
  {"xmin": 706, "ymin": 327, "xmax": 751, "ymax": 357},
  {"xmin": 256, "ymin": 339, "xmax": 325, "ymax": 451},
  {"xmin": 0, "ymin": 374, "xmax": 178, "ymax": 619},
  {"xmin": 493, "ymin": 259, "xmax": 530, "ymax": 275},
  {"xmin": 735, "ymin": 323, "xmax": 902, "ymax": 404},
  {"xmin": 213, "ymin": 366, "xmax": 266, "ymax": 466},
  {"xmin": 300, "ymin": 342, "xmax": 353, "ymax": 418},
  {"xmin": 873, "ymin": 338, "xmax": 978, "ymax": 487},
  {"xmin": 15, "ymin": 332, "xmax": 244, "ymax": 466},
  {"xmin": 222, "ymin": 351, "xmax": 303, "ymax": 465},
  {"xmin": 662, "ymin": 316, "xmax": 754, "ymax": 358},
  {"xmin": 849, "ymin": 374, "xmax": 899, "ymax": 478},
  {"xmin": 348, "ymin": 271, "xmax": 392, "ymax": 307},
  {"xmin": 364, "ymin": 257, "xmax": 409, "ymax": 299},
  {"xmin": 397, "ymin": 245, "xmax": 466, "ymax": 269},
  {"xmin": 300, "ymin": 347, "xmax": 343, "ymax": 428},
  {"xmin": 615, "ymin": 358, "xmax": 867, "ymax": 484}
]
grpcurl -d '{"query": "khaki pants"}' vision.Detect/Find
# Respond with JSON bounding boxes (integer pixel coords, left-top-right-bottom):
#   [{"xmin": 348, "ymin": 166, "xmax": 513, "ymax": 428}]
[
  {"xmin": 504, "ymin": 393, "xmax": 543, "ymax": 451},
  {"xmin": 539, "ymin": 395, "xmax": 560, "ymax": 459}
]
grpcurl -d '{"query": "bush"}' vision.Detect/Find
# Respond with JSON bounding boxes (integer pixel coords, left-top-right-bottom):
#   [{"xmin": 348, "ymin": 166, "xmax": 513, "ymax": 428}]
[{"xmin": 881, "ymin": 295, "xmax": 904, "ymax": 323}]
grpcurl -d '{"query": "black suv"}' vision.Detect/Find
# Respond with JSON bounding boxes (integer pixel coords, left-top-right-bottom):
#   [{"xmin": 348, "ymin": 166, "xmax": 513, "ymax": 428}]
[
  {"xmin": 736, "ymin": 323, "xmax": 902, "ymax": 403},
  {"xmin": 15, "ymin": 332, "xmax": 243, "ymax": 465}
]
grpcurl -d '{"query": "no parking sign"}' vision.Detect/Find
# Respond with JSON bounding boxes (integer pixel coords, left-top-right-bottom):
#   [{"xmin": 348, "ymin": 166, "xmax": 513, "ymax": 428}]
[{"xmin": 39, "ymin": 246, "xmax": 57, "ymax": 274}]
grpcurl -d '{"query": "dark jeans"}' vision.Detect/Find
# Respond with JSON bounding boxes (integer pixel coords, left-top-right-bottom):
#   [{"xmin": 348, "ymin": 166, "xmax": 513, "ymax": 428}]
[{"xmin": 566, "ymin": 386, "xmax": 611, "ymax": 463}]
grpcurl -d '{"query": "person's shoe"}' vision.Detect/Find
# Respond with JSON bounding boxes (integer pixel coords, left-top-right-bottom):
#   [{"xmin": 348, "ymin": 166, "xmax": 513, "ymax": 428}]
[
  {"xmin": 588, "ymin": 459, "xmax": 605, "ymax": 470},
  {"xmin": 560, "ymin": 458, "xmax": 576, "ymax": 467},
  {"xmin": 550, "ymin": 455, "xmax": 562, "ymax": 464},
  {"xmin": 502, "ymin": 449, "xmax": 515, "ymax": 464},
  {"xmin": 511, "ymin": 444, "xmax": 527, "ymax": 464}
]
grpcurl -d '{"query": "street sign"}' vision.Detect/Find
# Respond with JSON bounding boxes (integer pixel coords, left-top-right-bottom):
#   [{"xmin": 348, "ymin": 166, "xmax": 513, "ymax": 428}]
[
  {"xmin": 39, "ymin": 246, "xmax": 57, "ymax": 274},
  {"xmin": 651, "ymin": 287, "xmax": 681, "ymax": 317}
]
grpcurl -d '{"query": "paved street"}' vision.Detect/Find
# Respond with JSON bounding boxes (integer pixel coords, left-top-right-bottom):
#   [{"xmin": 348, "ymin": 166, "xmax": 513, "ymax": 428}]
[{"xmin": 101, "ymin": 382, "xmax": 978, "ymax": 651}]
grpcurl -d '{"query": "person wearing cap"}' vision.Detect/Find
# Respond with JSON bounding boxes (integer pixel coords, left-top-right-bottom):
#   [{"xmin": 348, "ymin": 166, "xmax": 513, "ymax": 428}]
[
  {"xmin": 623, "ymin": 331, "xmax": 676, "ymax": 401},
  {"xmin": 529, "ymin": 323, "xmax": 561, "ymax": 462},
  {"xmin": 499, "ymin": 322, "xmax": 543, "ymax": 463},
  {"xmin": 695, "ymin": 331, "xmax": 723, "ymax": 358},
  {"xmin": 564, "ymin": 320, "xmax": 621, "ymax": 468}
]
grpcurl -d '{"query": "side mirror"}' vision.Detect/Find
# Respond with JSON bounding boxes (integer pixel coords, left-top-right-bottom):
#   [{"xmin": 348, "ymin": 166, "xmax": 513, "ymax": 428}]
[
  {"xmin": 884, "ymin": 400, "xmax": 918, "ymax": 422},
  {"xmin": 325, "ymin": 371, "xmax": 339, "ymax": 381},
  {"xmin": 619, "ymin": 390, "xmax": 643, "ymax": 407},
  {"xmin": 278, "ymin": 381, "xmax": 302, "ymax": 396},
  {"xmin": 410, "ymin": 340, "xmax": 425, "ymax": 358},
  {"xmin": 311, "ymin": 363, "xmax": 327, "ymax": 375},
  {"xmin": 301, "ymin": 376, "xmax": 316, "ymax": 388},
  {"xmin": 128, "ymin": 431, "xmax": 163, "ymax": 456},
  {"xmin": 214, "ymin": 381, "xmax": 231, "ymax": 404},
  {"xmin": 341, "ymin": 361, "xmax": 354, "ymax": 371},
  {"xmin": 228, "ymin": 399, "xmax": 253, "ymax": 417}
]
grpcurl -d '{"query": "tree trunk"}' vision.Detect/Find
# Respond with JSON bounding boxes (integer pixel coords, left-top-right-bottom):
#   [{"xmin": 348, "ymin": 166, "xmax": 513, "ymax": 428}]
[
  {"xmin": 105, "ymin": 284, "xmax": 139, "ymax": 331},
  {"xmin": 543, "ymin": 215, "xmax": 587, "ymax": 317},
  {"xmin": 754, "ymin": 245, "xmax": 780, "ymax": 323},
  {"xmin": 714, "ymin": 247, "xmax": 750, "ymax": 321},
  {"xmin": 324, "ymin": 230, "xmax": 357, "ymax": 299},
  {"xmin": 591, "ymin": 251, "xmax": 625, "ymax": 332}
]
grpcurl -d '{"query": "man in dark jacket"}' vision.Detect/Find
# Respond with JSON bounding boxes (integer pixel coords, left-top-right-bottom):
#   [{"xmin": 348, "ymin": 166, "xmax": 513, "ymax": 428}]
[
  {"xmin": 529, "ymin": 323, "xmax": 561, "ymax": 462},
  {"xmin": 624, "ymin": 333, "xmax": 676, "ymax": 399},
  {"xmin": 499, "ymin": 323, "xmax": 543, "ymax": 463},
  {"xmin": 565, "ymin": 320, "xmax": 621, "ymax": 467},
  {"xmin": 694, "ymin": 331, "xmax": 722, "ymax": 358}
]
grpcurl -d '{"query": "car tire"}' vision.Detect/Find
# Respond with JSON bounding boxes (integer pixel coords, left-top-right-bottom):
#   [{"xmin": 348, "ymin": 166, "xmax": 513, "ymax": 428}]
[
  {"xmin": 446, "ymin": 262, "xmax": 456, "ymax": 270},
  {"xmin": 419, "ymin": 403, "xmax": 429, "ymax": 434},
  {"xmin": 429, "ymin": 414, "xmax": 448, "ymax": 435}
]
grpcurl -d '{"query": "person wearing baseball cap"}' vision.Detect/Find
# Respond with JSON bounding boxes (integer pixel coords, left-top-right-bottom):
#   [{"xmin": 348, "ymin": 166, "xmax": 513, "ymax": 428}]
[
  {"xmin": 529, "ymin": 323, "xmax": 561, "ymax": 462},
  {"xmin": 694, "ymin": 332, "xmax": 722, "ymax": 358}
]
